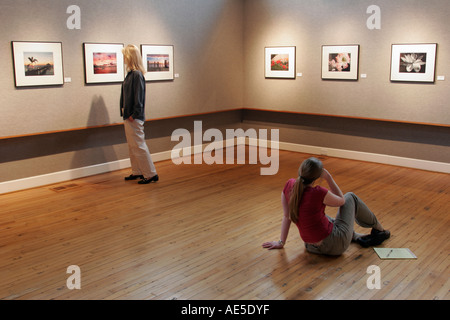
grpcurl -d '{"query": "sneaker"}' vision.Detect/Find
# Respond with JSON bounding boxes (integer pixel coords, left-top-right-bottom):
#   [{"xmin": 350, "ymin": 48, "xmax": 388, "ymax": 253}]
[
  {"xmin": 138, "ymin": 174, "xmax": 159, "ymax": 184},
  {"xmin": 124, "ymin": 174, "xmax": 144, "ymax": 181},
  {"xmin": 357, "ymin": 229, "xmax": 391, "ymax": 248}
]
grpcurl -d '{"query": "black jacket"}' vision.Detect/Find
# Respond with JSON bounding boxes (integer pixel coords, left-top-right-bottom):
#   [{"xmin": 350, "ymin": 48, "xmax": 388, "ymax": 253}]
[{"xmin": 120, "ymin": 70, "xmax": 146, "ymax": 121}]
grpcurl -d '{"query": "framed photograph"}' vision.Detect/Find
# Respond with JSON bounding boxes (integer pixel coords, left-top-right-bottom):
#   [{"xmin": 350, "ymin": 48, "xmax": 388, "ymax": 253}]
[
  {"xmin": 141, "ymin": 45, "xmax": 174, "ymax": 81},
  {"xmin": 11, "ymin": 41, "xmax": 64, "ymax": 87},
  {"xmin": 390, "ymin": 43, "xmax": 437, "ymax": 83},
  {"xmin": 264, "ymin": 46, "xmax": 296, "ymax": 79},
  {"xmin": 321, "ymin": 45, "xmax": 359, "ymax": 80},
  {"xmin": 83, "ymin": 43, "xmax": 124, "ymax": 84}
]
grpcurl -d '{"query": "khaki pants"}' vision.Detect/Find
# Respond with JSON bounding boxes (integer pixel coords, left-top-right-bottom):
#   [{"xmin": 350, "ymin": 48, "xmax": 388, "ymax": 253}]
[
  {"xmin": 124, "ymin": 119, "xmax": 157, "ymax": 179},
  {"xmin": 305, "ymin": 192, "xmax": 380, "ymax": 256}
]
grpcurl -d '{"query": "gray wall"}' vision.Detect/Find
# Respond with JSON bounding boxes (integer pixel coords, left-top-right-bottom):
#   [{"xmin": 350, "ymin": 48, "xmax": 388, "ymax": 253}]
[
  {"xmin": 243, "ymin": 0, "xmax": 450, "ymax": 125},
  {"xmin": 241, "ymin": 0, "xmax": 449, "ymax": 167},
  {"xmin": 0, "ymin": 0, "xmax": 244, "ymax": 137},
  {"xmin": 1, "ymin": 0, "xmax": 449, "ymax": 185}
]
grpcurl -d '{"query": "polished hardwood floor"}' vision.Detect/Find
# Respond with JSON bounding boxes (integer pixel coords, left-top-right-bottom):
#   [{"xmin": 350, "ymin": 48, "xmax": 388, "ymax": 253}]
[{"xmin": 1, "ymin": 148, "xmax": 449, "ymax": 300}]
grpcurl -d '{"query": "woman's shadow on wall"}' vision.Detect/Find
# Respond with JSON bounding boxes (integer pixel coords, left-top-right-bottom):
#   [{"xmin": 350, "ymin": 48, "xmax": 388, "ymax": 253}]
[{"xmin": 69, "ymin": 95, "xmax": 124, "ymax": 181}]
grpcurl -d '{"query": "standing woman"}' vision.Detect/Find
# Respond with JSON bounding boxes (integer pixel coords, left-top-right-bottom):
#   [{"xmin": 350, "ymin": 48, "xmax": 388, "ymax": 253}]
[
  {"xmin": 121, "ymin": 44, "xmax": 159, "ymax": 184},
  {"xmin": 262, "ymin": 157, "xmax": 390, "ymax": 256}
]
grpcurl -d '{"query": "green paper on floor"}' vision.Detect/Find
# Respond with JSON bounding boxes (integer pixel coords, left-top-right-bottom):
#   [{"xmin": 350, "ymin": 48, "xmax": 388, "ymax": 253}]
[{"xmin": 373, "ymin": 248, "xmax": 417, "ymax": 260}]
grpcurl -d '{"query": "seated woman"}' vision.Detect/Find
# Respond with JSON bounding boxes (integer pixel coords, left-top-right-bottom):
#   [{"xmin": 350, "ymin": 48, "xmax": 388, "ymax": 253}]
[{"xmin": 262, "ymin": 157, "xmax": 390, "ymax": 255}]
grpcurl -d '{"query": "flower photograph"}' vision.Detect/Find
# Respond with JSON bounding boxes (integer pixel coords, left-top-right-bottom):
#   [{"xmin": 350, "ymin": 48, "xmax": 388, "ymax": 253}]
[
  {"xmin": 270, "ymin": 54, "xmax": 289, "ymax": 71},
  {"xmin": 390, "ymin": 44, "xmax": 436, "ymax": 83},
  {"xmin": 399, "ymin": 53, "xmax": 426, "ymax": 73},
  {"xmin": 328, "ymin": 53, "xmax": 351, "ymax": 72},
  {"xmin": 321, "ymin": 45, "xmax": 359, "ymax": 80},
  {"xmin": 265, "ymin": 46, "xmax": 296, "ymax": 79}
]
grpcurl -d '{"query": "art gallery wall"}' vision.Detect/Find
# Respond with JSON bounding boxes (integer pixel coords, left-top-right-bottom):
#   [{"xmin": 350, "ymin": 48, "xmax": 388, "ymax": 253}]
[
  {"xmin": 241, "ymin": 0, "xmax": 449, "ymax": 165},
  {"xmin": 0, "ymin": 0, "xmax": 245, "ymax": 185},
  {"xmin": 0, "ymin": 0, "xmax": 245, "ymax": 137},
  {"xmin": 1, "ymin": 0, "xmax": 449, "ymax": 188},
  {"xmin": 243, "ymin": 0, "xmax": 450, "ymax": 125}
]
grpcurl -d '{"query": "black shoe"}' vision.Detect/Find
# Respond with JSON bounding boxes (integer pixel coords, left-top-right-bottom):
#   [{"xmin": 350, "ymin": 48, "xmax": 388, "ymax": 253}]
[
  {"xmin": 357, "ymin": 229, "xmax": 391, "ymax": 248},
  {"xmin": 138, "ymin": 174, "xmax": 159, "ymax": 184},
  {"xmin": 124, "ymin": 174, "xmax": 144, "ymax": 181}
]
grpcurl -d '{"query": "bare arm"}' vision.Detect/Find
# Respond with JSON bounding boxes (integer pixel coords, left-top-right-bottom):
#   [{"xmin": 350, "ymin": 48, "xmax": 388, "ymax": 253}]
[
  {"xmin": 262, "ymin": 191, "xmax": 291, "ymax": 250},
  {"xmin": 322, "ymin": 169, "xmax": 345, "ymax": 207}
]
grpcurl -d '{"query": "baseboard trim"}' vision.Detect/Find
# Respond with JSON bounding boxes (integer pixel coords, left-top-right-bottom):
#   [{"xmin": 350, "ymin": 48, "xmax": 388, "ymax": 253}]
[
  {"xmin": 0, "ymin": 158, "xmax": 128, "ymax": 195},
  {"xmin": 0, "ymin": 143, "xmax": 216, "ymax": 195},
  {"xmin": 276, "ymin": 141, "xmax": 450, "ymax": 174},
  {"xmin": 1, "ymin": 140, "xmax": 448, "ymax": 194}
]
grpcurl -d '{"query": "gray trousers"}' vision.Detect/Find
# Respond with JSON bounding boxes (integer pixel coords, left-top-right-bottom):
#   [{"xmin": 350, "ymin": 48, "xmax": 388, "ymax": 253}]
[
  {"xmin": 305, "ymin": 192, "xmax": 380, "ymax": 256},
  {"xmin": 124, "ymin": 119, "xmax": 157, "ymax": 179}
]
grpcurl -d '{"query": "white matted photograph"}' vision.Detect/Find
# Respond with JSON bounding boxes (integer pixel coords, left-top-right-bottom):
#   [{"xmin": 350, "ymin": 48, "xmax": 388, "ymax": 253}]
[
  {"xmin": 390, "ymin": 43, "xmax": 437, "ymax": 83},
  {"xmin": 83, "ymin": 43, "xmax": 124, "ymax": 84},
  {"xmin": 264, "ymin": 46, "xmax": 296, "ymax": 79},
  {"xmin": 321, "ymin": 45, "xmax": 359, "ymax": 80},
  {"xmin": 141, "ymin": 45, "xmax": 174, "ymax": 81},
  {"xmin": 11, "ymin": 41, "xmax": 64, "ymax": 87}
]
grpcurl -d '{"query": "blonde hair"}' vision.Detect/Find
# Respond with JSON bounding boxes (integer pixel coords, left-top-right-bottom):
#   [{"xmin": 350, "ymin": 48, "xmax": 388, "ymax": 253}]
[
  {"xmin": 288, "ymin": 157, "xmax": 323, "ymax": 223},
  {"xmin": 122, "ymin": 44, "xmax": 146, "ymax": 74}
]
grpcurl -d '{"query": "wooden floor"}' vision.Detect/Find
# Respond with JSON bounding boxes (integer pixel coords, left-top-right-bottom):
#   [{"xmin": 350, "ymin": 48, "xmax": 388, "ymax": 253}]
[{"xmin": 1, "ymin": 148, "xmax": 449, "ymax": 300}]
